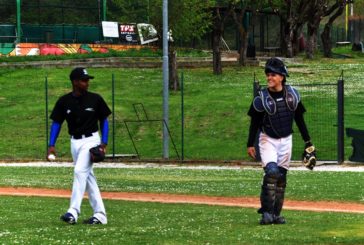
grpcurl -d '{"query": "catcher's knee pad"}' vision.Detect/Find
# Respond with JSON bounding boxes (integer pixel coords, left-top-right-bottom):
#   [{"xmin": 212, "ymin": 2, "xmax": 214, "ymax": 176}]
[{"xmin": 263, "ymin": 162, "xmax": 280, "ymax": 184}]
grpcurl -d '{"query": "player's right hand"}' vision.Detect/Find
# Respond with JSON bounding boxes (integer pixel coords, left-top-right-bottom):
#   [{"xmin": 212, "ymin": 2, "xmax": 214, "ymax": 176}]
[
  {"xmin": 247, "ymin": 147, "xmax": 256, "ymax": 160},
  {"xmin": 47, "ymin": 146, "xmax": 57, "ymax": 161}
]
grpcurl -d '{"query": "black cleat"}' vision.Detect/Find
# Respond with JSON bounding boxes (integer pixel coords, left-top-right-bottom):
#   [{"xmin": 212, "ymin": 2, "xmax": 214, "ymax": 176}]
[
  {"xmin": 259, "ymin": 212, "xmax": 274, "ymax": 225},
  {"xmin": 83, "ymin": 216, "xmax": 102, "ymax": 225},
  {"xmin": 60, "ymin": 212, "xmax": 76, "ymax": 225},
  {"xmin": 273, "ymin": 215, "xmax": 286, "ymax": 224}
]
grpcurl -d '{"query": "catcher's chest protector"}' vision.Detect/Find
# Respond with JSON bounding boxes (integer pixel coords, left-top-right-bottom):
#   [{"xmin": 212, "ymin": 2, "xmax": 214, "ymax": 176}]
[{"xmin": 253, "ymin": 85, "xmax": 300, "ymax": 138}]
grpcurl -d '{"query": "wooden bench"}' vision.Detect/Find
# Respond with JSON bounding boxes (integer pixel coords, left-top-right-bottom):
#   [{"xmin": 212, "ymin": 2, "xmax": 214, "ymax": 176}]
[
  {"xmin": 264, "ymin": 46, "xmax": 280, "ymax": 56},
  {"xmin": 336, "ymin": 41, "xmax": 351, "ymax": 47}
]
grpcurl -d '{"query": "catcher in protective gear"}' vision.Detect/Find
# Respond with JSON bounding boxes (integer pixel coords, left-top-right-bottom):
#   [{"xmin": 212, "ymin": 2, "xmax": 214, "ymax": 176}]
[
  {"xmin": 247, "ymin": 57, "xmax": 315, "ymax": 225},
  {"xmin": 90, "ymin": 145, "xmax": 106, "ymax": 163},
  {"xmin": 303, "ymin": 142, "xmax": 316, "ymax": 170}
]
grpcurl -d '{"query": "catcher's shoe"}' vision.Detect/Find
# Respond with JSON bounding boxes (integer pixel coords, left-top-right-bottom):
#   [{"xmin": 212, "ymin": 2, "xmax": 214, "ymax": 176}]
[
  {"xmin": 273, "ymin": 215, "xmax": 286, "ymax": 224},
  {"xmin": 259, "ymin": 212, "xmax": 274, "ymax": 225},
  {"xmin": 83, "ymin": 216, "xmax": 102, "ymax": 225},
  {"xmin": 60, "ymin": 212, "xmax": 76, "ymax": 225}
]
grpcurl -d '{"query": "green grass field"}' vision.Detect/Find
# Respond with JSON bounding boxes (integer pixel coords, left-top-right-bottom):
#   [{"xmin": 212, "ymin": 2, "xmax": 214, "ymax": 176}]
[
  {"xmin": 2, "ymin": 196, "xmax": 364, "ymax": 244},
  {"xmin": 1, "ymin": 165, "xmax": 364, "ymax": 244}
]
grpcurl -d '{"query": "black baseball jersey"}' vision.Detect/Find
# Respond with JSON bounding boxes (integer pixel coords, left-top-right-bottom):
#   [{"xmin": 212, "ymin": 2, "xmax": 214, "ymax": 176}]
[{"xmin": 50, "ymin": 91, "xmax": 111, "ymax": 136}]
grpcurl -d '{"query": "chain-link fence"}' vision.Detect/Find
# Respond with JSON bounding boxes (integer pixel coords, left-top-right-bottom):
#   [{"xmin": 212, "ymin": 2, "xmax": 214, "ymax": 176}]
[
  {"xmin": 0, "ymin": 64, "xmax": 361, "ymax": 162},
  {"xmin": 349, "ymin": 17, "xmax": 364, "ymax": 44},
  {"xmin": 291, "ymin": 82, "xmax": 338, "ymax": 161}
]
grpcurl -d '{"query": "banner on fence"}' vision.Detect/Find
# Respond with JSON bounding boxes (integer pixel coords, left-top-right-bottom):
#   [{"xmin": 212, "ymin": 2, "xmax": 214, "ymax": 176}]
[
  {"xmin": 102, "ymin": 21, "xmax": 119, "ymax": 38},
  {"xmin": 119, "ymin": 24, "xmax": 139, "ymax": 43}
]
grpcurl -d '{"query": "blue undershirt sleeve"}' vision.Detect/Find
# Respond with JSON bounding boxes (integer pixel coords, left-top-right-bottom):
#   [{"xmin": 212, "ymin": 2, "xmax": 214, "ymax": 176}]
[
  {"xmin": 100, "ymin": 118, "xmax": 109, "ymax": 145},
  {"xmin": 49, "ymin": 122, "xmax": 61, "ymax": 147}
]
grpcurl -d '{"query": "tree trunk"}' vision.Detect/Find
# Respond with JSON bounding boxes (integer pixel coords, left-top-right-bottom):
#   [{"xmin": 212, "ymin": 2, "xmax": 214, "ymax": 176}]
[
  {"xmin": 168, "ymin": 48, "xmax": 179, "ymax": 91},
  {"xmin": 283, "ymin": 22, "xmax": 294, "ymax": 58},
  {"xmin": 320, "ymin": 3, "xmax": 345, "ymax": 58},
  {"xmin": 321, "ymin": 25, "xmax": 332, "ymax": 58},
  {"xmin": 238, "ymin": 30, "xmax": 248, "ymax": 66},
  {"xmin": 231, "ymin": 6, "xmax": 249, "ymax": 66},
  {"xmin": 211, "ymin": 7, "xmax": 232, "ymax": 75},
  {"xmin": 306, "ymin": 23, "xmax": 317, "ymax": 59},
  {"xmin": 276, "ymin": 0, "xmax": 313, "ymax": 58},
  {"xmin": 292, "ymin": 25, "xmax": 303, "ymax": 55},
  {"xmin": 212, "ymin": 28, "xmax": 222, "ymax": 75}
]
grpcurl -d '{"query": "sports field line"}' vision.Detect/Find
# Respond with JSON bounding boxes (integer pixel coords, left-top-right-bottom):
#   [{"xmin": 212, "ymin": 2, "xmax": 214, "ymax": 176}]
[
  {"xmin": 1, "ymin": 162, "xmax": 364, "ymax": 172},
  {"xmin": 1, "ymin": 187, "xmax": 364, "ymax": 214}
]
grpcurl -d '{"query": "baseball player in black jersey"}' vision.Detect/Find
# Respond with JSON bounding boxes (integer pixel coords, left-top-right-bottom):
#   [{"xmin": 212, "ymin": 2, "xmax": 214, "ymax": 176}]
[
  {"xmin": 48, "ymin": 67, "xmax": 111, "ymax": 225},
  {"xmin": 246, "ymin": 57, "xmax": 316, "ymax": 225}
]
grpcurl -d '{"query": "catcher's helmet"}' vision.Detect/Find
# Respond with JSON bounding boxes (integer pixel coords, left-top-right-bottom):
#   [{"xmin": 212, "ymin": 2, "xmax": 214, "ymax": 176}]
[{"xmin": 265, "ymin": 57, "xmax": 289, "ymax": 77}]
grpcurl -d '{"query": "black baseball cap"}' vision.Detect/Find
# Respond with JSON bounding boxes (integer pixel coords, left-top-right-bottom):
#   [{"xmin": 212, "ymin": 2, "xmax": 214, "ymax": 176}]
[{"xmin": 69, "ymin": 67, "xmax": 95, "ymax": 81}]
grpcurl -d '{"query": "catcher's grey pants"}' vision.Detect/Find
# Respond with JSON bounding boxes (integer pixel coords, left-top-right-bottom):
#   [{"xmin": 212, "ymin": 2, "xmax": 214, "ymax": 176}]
[
  {"xmin": 67, "ymin": 132, "xmax": 107, "ymax": 224},
  {"xmin": 259, "ymin": 132, "xmax": 292, "ymax": 170}
]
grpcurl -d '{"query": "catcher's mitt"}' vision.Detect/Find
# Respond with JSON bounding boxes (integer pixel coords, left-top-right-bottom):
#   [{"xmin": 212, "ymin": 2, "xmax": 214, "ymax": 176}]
[
  {"xmin": 89, "ymin": 145, "xmax": 105, "ymax": 163},
  {"xmin": 302, "ymin": 143, "xmax": 316, "ymax": 170}
]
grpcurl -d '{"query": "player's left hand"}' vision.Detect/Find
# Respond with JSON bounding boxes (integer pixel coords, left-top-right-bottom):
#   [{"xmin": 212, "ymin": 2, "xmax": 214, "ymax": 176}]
[
  {"xmin": 89, "ymin": 144, "xmax": 106, "ymax": 163},
  {"xmin": 302, "ymin": 142, "xmax": 316, "ymax": 170},
  {"xmin": 100, "ymin": 143, "xmax": 107, "ymax": 154}
]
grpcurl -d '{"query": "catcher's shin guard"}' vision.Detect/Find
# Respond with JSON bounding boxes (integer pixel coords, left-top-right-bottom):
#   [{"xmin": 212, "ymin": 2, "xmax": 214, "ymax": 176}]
[
  {"xmin": 273, "ymin": 167, "xmax": 287, "ymax": 224},
  {"xmin": 273, "ymin": 187, "xmax": 286, "ymax": 224},
  {"xmin": 259, "ymin": 182, "xmax": 276, "ymax": 224},
  {"xmin": 258, "ymin": 162, "xmax": 280, "ymax": 215},
  {"xmin": 259, "ymin": 184, "xmax": 276, "ymax": 214},
  {"xmin": 274, "ymin": 186, "xmax": 285, "ymax": 214}
]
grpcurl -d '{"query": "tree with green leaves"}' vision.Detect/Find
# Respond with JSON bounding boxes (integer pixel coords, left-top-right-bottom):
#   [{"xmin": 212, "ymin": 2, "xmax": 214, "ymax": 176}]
[
  {"xmin": 230, "ymin": 0, "xmax": 263, "ymax": 65},
  {"xmin": 109, "ymin": 0, "xmax": 214, "ymax": 44},
  {"xmin": 306, "ymin": 0, "xmax": 327, "ymax": 59},
  {"xmin": 304, "ymin": 0, "xmax": 352, "ymax": 59},
  {"xmin": 109, "ymin": 0, "xmax": 214, "ymax": 84},
  {"xmin": 320, "ymin": 0, "xmax": 347, "ymax": 57},
  {"xmin": 211, "ymin": 4, "xmax": 231, "ymax": 74},
  {"xmin": 267, "ymin": 0, "xmax": 311, "ymax": 57}
]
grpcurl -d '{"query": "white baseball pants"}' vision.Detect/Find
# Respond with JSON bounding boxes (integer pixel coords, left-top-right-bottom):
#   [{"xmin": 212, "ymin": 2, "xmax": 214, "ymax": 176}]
[
  {"xmin": 259, "ymin": 132, "xmax": 292, "ymax": 170},
  {"xmin": 67, "ymin": 132, "xmax": 107, "ymax": 224}
]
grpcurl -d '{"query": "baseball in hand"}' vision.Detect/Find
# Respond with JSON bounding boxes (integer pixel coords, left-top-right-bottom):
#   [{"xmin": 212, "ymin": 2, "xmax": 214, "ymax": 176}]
[{"xmin": 48, "ymin": 154, "xmax": 56, "ymax": 161}]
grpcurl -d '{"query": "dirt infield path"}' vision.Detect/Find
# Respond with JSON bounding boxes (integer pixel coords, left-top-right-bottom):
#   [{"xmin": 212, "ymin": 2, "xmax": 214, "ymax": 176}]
[{"xmin": 1, "ymin": 187, "xmax": 364, "ymax": 214}]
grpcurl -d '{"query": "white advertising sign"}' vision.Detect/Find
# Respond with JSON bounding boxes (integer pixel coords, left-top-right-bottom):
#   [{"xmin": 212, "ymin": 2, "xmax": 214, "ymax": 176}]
[{"xmin": 102, "ymin": 21, "xmax": 119, "ymax": 38}]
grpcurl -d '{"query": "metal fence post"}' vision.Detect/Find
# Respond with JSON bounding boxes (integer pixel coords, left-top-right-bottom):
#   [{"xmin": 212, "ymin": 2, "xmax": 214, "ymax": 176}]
[
  {"xmin": 45, "ymin": 75, "xmax": 49, "ymax": 157},
  {"xmin": 252, "ymin": 74, "xmax": 261, "ymax": 161},
  {"xmin": 253, "ymin": 73, "xmax": 260, "ymax": 96},
  {"xmin": 337, "ymin": 71, "xmax": 344, "ymax": 164},
  {"xmin": 181, "ymin": 69, "xmax": 184, "ymax": 162},
  {"xmin": 112, "ymin": 73, "xmax": 115, "ymax": 158}
]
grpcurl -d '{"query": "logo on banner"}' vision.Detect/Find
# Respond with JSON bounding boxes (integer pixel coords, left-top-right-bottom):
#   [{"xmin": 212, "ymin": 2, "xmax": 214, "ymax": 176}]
[{"xmin": 119, "ymin": 24, "xmax": 138, "ymax": 43}]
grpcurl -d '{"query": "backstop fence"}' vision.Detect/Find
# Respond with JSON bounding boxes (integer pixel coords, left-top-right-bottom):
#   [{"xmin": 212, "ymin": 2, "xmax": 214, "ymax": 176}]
[{"xmin": 0, "ymin": 65, "xmax": 360, "ymax": 163}]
